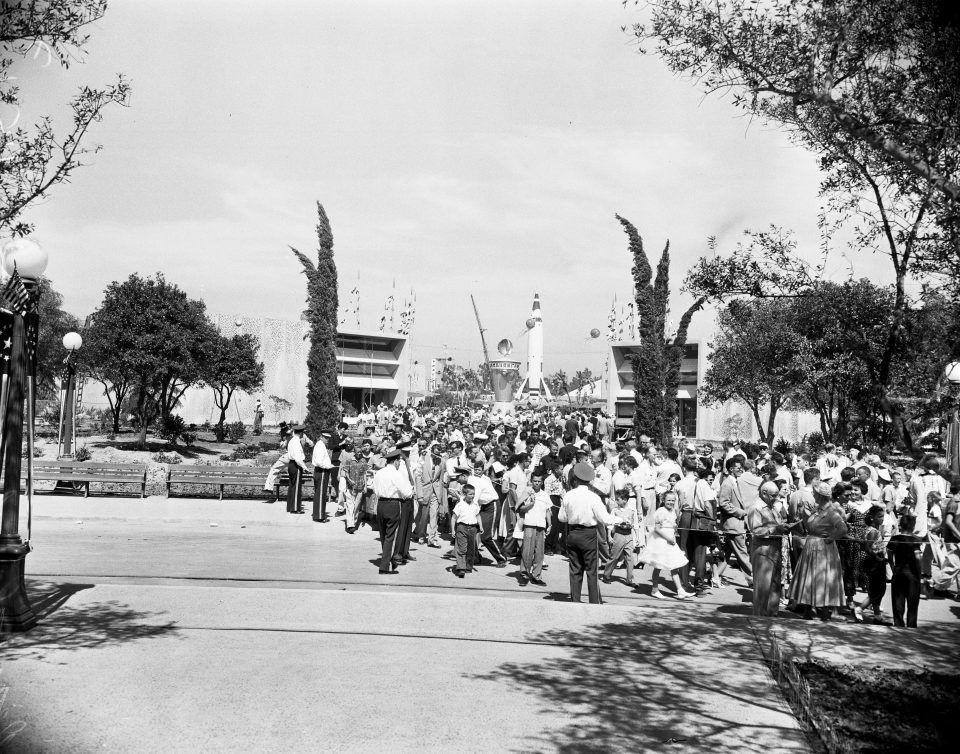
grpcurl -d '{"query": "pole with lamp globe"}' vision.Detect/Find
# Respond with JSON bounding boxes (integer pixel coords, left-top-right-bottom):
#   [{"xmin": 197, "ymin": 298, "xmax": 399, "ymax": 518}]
[
  {"xmin": 0, "ymin": 237, "xmax": 48, "ymax": 632},
  {"xmin": 58, "ymin": 331, "xmax": 83, "ymax": 458}
]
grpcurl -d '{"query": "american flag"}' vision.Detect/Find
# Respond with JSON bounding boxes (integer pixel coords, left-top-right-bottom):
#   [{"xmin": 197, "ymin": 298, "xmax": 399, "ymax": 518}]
[
  {"xmin": 0, "ymin": 312, "xmax": 12, "ymax": 368},
  {"xmin": 0, "ymin": 308, "xmax": 40, "ymax": 375},
  {"xmin": 0, "ymin": 270, "xmax": 30, "ymax": 317}
]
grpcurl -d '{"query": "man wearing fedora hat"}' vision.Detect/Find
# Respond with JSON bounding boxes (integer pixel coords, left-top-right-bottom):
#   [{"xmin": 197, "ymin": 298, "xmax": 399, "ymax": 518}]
[
  {"xmin": 559, "ymin": 462, "xmax": 617, "ymax": 603},
  {"xmin": 372, "ymin": 447, "xmax": 414, "ymax": 574}
]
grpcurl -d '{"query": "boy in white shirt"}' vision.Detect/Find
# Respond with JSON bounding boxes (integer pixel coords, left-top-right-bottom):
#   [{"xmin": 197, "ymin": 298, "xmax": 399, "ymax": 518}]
[
  {"xmin": 452, "ymin": 484, "xmax": 481, "ymax": 578},
  {"xmin": 603, "ymin": 488, "xmax": 638, "ymax": 586},
  {"xmin": 517, "ymin": 472, "xmax": 552, "ymax": 586}
]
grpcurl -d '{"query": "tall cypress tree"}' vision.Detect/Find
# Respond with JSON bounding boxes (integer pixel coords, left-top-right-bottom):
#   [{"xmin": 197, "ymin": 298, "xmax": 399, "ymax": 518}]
[
  {"xmin": 617, "ymin": 215, "xmax": 663, "ymax": 442},
  {"xmin": 617, "ymin": 215, "xmax": 704, "ymax": 446},
  {"xmin": 291, "ymin": 203, "xmax": 339, "ymax": 435}
]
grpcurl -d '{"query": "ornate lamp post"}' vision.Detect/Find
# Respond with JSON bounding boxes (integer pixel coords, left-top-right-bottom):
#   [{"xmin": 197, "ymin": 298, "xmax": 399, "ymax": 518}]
[
  {"xmin": 0, "ymin": 237, "xmax": 47, "ymax": 632},
  {"xmin": 58, "ymin": 331, "xmax": 82, "ymax": 458}
]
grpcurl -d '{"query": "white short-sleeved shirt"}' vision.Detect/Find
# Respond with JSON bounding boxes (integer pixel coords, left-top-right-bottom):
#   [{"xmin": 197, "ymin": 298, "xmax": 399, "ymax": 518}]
[
  {"xmin": 453, "ymin": 500, "xmax": 481, "ymax": 526},
  {"xmin": 522, "ymin": 490, "xmax": 552, "ymax": 528}
]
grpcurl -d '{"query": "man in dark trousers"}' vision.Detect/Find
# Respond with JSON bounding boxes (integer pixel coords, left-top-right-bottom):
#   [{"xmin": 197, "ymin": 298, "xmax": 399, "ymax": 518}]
[
  {"xmin": 373, "ymin": 448, "xmax": 413, "ymax": 574},
  {"xmin": 394, "ymin": 440, "xmax": 418, "ymax": 565},
  {"xmin": 285, "ymin": 425, "xmax": 309, "ymax": 514},
  {"xmin": 558, "ymin": 462, "xmax": 616, "ymax": 603},
  {"xmin": 312, "ymin": 430, "xmax": 334, "ymax": 522}
]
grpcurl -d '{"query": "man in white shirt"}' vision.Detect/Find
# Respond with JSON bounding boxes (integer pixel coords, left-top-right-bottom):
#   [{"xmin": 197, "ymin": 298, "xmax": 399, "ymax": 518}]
[
  {"xmin": 373, "ymin": 448, "xmax": 414, "ymax": 574},
  {"xmin": 285, "ymin": 425, "xmax": 310, "ymax": 515},
  {"xmin": 559, "ymin": 462, "xmax": 617, "ymax": 603},
  {"xmin": 589, "ymin": 449, "xmax": 614, "ymax": 563},
  {"xmin": 468, "ymin": 460, "xmax": 506, "ymax": 566},
  {"xmin": 673, "ymin": 458, "xmax": 700, "ymax": 592},
  {"xmin": 517, "ymin": 471, "xmax": 552, "ymax": 586},
  {"xmin": 311, "ymin": 430, "xmax": 334, "ymax": 523},
  {"xmin": 636, "ymin": 446, "xmax": 659, "ymax": 530},
  {"xmin": 909, "ymin": 455, "xmax": 949, "ymax": 585},
  {"xmin": 655, "ymin": 447, "xmax": 683, "ymax": 495}
]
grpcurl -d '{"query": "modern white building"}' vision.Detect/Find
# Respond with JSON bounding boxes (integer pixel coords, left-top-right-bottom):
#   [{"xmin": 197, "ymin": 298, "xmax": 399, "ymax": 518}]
[
  {"xmin": 605, "ymin": 339, "xmax": 821, "ymax": 443},
  {"xmin": 335, "ymin": 328, "xmax": 413, "ymax": 411}
]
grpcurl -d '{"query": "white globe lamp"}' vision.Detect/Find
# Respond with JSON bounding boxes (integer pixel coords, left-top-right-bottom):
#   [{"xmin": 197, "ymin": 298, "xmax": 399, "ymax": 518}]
[
  {"xmin": 2, "ymin": 238, "xmax": 49, "ymax": 281},
  {"xmin": 62, "ymin": 331, "xmax": 83, "ymax": 352}
]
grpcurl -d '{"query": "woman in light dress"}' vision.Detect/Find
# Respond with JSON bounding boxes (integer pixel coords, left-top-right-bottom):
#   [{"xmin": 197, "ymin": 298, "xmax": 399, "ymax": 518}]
[
  {"xmin": 788, "ymin": 481, "xmax": 848, "ymax": 620},
  {"xmin": 646, "ymin": 491, "xmax": 695, "ymax": 600}
]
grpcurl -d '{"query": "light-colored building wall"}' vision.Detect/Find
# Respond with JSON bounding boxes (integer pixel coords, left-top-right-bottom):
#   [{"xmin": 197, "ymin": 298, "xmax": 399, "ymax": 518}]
[
  {"xmin": 605, "ymin": 339, "xmax": 821, "ymax": 443},
  {"xmin": 78, "ymin": 316, "xmax": 412, "ymax": 425}
]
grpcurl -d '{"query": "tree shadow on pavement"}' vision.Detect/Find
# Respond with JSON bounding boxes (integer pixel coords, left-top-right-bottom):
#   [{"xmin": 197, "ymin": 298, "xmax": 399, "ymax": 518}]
[
  {"xmin": 469, "ymin": 609, "xmax": 806, "ymax": 754},
  {"xmin": 0, "ymin": 580, "xmax": 180, "ymax": 664}
]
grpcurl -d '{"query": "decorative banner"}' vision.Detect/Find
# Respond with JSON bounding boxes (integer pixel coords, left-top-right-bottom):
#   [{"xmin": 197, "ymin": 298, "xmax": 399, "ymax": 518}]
[
  {"xmin": 607, "ymin": 296, "xmax": 617, "ymax": 341},
  {"xmin": 25, "ymin": 310, "xmax": 38, "ymax": 376}
]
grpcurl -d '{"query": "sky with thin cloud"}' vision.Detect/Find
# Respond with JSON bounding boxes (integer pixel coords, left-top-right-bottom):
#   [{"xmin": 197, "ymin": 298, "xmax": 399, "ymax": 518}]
[{"xmin": 16, "ymin": 0, "xmax": 848, "ymax": 376}]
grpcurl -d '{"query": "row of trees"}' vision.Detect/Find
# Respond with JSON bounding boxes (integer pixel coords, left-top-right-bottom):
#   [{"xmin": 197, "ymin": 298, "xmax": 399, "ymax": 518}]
[
  {"xmin": 81, "ymin": 273, "xmax": 264, "ymax": 445},
  {"xmin": 545, "ymin": 368, "xmax": 598, "ymax": 404},
  {"xmin": 700, "ymin": 280, "xmax": 960, "ymax": 446}
]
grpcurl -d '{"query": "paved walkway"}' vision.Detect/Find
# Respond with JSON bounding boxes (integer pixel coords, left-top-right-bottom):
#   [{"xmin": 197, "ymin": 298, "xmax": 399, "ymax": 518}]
[{"xmin": 3, "ymin": 494, "xmax": 952, "ymax": 752}]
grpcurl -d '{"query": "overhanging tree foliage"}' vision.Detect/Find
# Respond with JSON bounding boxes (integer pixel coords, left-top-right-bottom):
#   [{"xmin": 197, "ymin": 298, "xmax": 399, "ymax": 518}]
[
  {"xmin": 1, "ymin": 0, "xmax": 129, "ymax": 236},
  {"xmin": 618, "ymin": 215, "xmax": 704, "ymax": 446},
  {"xmin": 631, "ymin": 0, "xmax": 960, "ymax": 252},
  {"xmin": 290, "ymin": 203, "xmax": 339, "ymax": 436}
]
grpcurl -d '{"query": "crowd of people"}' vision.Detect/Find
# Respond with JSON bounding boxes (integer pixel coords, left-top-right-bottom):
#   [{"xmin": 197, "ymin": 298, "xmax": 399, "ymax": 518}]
[{"xmin": 262, "ymin": 403, "xmax": 960, "ymax": 624}]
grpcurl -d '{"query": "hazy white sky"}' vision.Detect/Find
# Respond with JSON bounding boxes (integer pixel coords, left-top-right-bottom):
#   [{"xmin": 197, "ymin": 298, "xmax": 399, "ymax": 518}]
[{"xmin": 16, "ymin": 0, "xmax": 839, "ymax": 376}]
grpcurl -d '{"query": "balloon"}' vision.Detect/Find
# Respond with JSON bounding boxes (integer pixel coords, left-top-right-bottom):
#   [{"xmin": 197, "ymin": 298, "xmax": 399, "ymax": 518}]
[
  {"xmin": 234, "ymin": 318, "xmax": 243, "ymax": 328},
  {"xmin": 497, "ymin": 338, "xmax": 513, "ymax": 355},
  {"xmin": 525, "ymin": 318, "xmax": 536, "ymax": 329},
  {"xmin": 589, "ymin": 328, "xmax": 601, "ymax": 339}
]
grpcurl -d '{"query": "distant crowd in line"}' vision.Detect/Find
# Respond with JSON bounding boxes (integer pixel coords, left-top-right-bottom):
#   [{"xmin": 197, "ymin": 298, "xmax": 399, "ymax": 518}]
[{"xmin": 262, "ymin": 403, "xmax": 959, "ymax": 625}]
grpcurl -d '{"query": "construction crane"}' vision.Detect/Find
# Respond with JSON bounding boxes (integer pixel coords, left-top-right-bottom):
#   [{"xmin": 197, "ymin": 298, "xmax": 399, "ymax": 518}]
[{"xmin": 470, "ymin": 294, "xmax": 492, "ymax": 390}]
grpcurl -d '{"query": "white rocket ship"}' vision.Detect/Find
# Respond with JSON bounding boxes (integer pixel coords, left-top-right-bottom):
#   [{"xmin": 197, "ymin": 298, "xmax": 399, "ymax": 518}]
[{"xmin": 521, "ymin": 293, "xmax": 552, "ymax": 401}]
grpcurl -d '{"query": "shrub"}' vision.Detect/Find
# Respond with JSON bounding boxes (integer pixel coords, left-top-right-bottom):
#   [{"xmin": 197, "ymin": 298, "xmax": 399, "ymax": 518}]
[
  {"xmin": 221, "ymin": 444, "xmax": 261, "ymax": 462},
  {"xmin": 21, "ymin": 445, "xmax": 45, "ymax": 459},
  {"xmin": 226, "ymin": 421, "xmax": 246, "ymax": 443},
  {"xmin": 803, "ymin": 431, "xmax": 826, "ymax": 457},
  {"xmin": 74, "ymin": 446, "xmax": 92, "ymax": 462},
  {"xmin": 152, "ymin": 452, "xmax": 182, "ymax": 465},
  {"xmin": 774, "ymin": 437, "xmax": 792, "ymax": 455},
  {"xmin": 158, "ymin": 414, "xmax": 186, "ymax": 443}
]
